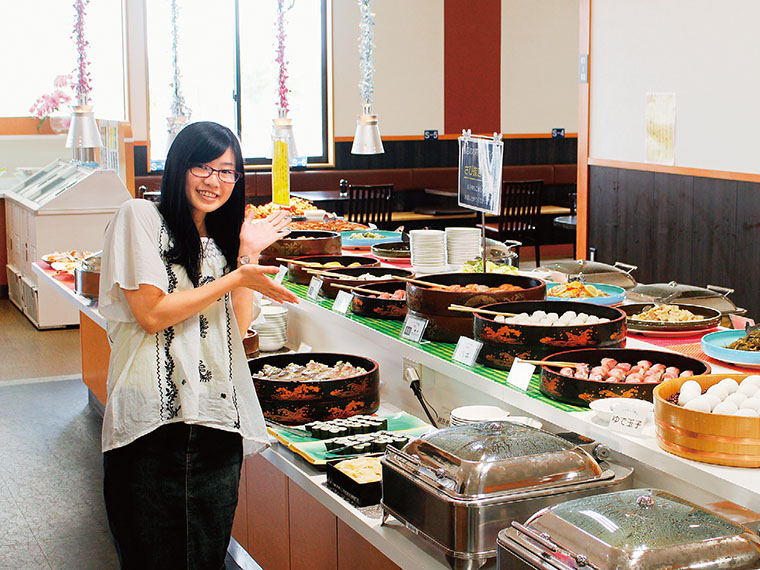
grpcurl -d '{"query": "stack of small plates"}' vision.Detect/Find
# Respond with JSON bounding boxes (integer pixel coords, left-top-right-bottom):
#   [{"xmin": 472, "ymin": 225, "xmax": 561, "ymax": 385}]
[
  {"xmin": 445, "ymin": 227, "xmax": 481, "ymax": 269},
  {"xmin": 252, "ymin": 305, "xmax": 289, "ymax": 352},
  {"xmin": 409, "ymin": 229, "xmax": 447, "ymax": 274},
  {"xmin": 449, "ymin": 405, "xmax": 511, "ymax": 426}
]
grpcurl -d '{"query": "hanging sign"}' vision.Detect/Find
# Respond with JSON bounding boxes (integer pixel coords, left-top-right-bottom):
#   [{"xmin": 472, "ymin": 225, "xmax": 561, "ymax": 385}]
[
  {"xmin": 452, "ymin": 337, "xmax": 483, "ymax": 367},
  {"xmin": 272, "ymin": 139, "xmax": 290, "ymax": 207},
  {"xmin": 307, "ymin": 276, "xmax": 323, "ymax": 300},
  {"xmin": 457, "ymin": 131, "xmax": 503, "ymax": 215},
  {"xmin": 332, "ymin": 290, "xmax": 353, "ymax": 314},
  {"xmin": 401, "ymin": 314, "xmax": 429, "ymax": 344}
]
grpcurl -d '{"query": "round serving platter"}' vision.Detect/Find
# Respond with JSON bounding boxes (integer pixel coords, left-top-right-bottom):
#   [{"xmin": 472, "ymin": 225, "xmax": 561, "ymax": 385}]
[
  {"xmin": 621, "ymin": 303, "xmax": 722, "ymax": 337},
  {"xmin": 701, "ymin": 330, "xmax": 760, "ymax": 369},
  {"xmin": 544, "ymin": 282, "xmax": 626, "ymax": 306}
]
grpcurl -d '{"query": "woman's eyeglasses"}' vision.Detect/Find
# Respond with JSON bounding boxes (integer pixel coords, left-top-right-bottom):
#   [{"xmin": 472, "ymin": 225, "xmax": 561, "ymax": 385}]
[{"xmin": 189, "ymin": 164, "xmax": 242, "ymax": 184}]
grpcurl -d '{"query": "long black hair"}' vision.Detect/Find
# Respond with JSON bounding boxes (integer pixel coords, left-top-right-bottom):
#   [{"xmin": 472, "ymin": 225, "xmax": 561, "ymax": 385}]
[{"xmin": 158, "ymin": 121, "xmax": 245, "ymax": 286}]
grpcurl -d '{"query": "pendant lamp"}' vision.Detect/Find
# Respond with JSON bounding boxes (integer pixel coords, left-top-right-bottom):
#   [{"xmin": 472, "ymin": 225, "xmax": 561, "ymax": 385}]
[
  {"xmin": 351, "ymin": 0, "xmax": 384, "ymax": 155},
  {"xmin": 66, "ymin": 0, "xmax": 102, "ymax": 164}
]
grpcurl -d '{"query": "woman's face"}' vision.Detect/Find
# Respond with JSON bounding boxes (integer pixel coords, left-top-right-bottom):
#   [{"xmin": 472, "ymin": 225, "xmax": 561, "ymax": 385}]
[{"xmin": 184, "ymin": 147, "xmax": 238, "ymax": 221}]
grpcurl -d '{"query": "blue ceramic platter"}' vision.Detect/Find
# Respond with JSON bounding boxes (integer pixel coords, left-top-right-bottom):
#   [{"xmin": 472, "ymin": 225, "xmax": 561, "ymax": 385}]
[
  {"xmin": 340, "ymin": 230, "xmax": 402, "ymax": 249},
  {"xmin": 701, "ymin": 330, "xmax": 760, "ymax": 368},
  {"xmin": 545, "ymin": 282, "xmax": 627, "ymax": 306}
]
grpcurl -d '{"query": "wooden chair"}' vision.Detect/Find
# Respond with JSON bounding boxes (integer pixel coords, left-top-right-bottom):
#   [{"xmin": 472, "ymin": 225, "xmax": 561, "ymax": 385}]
[
  {"xmin": 480, "ymin": 179, "xmax": 544, "ymax": 266},
  {"xmin": 341, "ymin": 179, "xmax": 394, "ymax": 228}
]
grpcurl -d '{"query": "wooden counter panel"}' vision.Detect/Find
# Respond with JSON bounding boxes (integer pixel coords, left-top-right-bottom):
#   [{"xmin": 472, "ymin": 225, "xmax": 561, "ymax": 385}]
[
  {"xmin": 288, "ymin": 480, "xmax": 337, "ymax": 570},
  {"xmin": 80, "ymin": 312, "xmax": 109, "ymax": 405},
  {"xmin": 337, "ymin": 519, "xmax": 400, "ymax": 570},
  {"xmin": 246, "ymin": 453, "xmax": 291, "ymax": 569}
]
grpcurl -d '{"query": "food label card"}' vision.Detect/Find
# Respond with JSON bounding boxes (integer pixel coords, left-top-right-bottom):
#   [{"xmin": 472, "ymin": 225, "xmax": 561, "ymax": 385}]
[
  {"xmin": 609, "ymin": 404, "xmax": 649, "ymax": 436},
  {"xmin": 307, "ymin": 277, "xmax": 323, "ymax": 300},
  {"xmin": 274, "ymin": 265, "xmax": 288, "ymax": 284},
  {"xmin": 297, "ymin": 342, "xmax": 313, "ymax": 353},
  {"xmin": 452, "ymin": 337, "xmax": 483, "ymax": 367},
  {"xmin": 332, "ymin": 290, "xmax": 353, "ymax": 315},
  {"xmin": 506, "ymin": 359, "xmax": 536, "ymax": 392},
  {"xmin": 401, "ymin": 314, "xmax": 429, "ymax": 343}
]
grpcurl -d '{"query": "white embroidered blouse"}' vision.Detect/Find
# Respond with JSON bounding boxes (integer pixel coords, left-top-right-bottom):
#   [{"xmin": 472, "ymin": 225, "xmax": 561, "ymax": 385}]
[{"xmin": 98, "ymin": 199, "xmax": 268, "ymax": 454}]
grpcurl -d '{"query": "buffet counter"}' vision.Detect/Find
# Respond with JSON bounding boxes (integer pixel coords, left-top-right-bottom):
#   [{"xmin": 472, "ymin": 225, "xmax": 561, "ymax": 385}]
[{"xmin": 33, "ymin": 262, "xmax": 760, "ymax": 570}]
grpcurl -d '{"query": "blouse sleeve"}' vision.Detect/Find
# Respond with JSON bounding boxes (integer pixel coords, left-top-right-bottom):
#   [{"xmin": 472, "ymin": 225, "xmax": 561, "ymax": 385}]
[{"xmin": 98, "ymin": 199, "xmax": 169, "ymax": 323}]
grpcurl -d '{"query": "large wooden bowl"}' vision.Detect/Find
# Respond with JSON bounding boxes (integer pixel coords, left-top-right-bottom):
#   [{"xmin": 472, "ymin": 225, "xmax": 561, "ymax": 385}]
[
  {"xmin": 539, "ymin": 347, "xmax": 710, "ymax": 407},
  {"xmin": 248, "ymin": 352, "xmax": 380, "ymax": 425},
  {"xmin": 259, "ymin": 231, "xmax": 342, "ymax": 265},
  {"xmin": 474, "ymin": 301, "xmax": 627, "ymax": 370},
  {"xmin": 350, "ymin": 281, "xmax": 408, "ymax": 320},
  {"xmin": 406, "ymin": 273, "xmax": 546, "ymax": 342},
  {"xmin": 287, "ymin": 255, "xmax": 379, "ymax": 285},
  {"xmin": 653, "ymin": 374, "xmax": 760, "ymax": 467},
  {"xmin": 318, "ymin": 267, "xmax": 415, "ymax": 299}
]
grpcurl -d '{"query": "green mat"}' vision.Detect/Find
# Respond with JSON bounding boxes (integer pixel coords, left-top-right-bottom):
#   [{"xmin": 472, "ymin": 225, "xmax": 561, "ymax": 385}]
[{"xmin": 281, "ymin": 280, "xmax": 585, "ymax": 414}]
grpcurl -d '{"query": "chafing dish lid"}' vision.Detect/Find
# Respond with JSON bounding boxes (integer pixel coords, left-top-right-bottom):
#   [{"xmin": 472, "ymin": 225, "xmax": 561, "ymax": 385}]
[
  {"xmin": 539, "ymin": 260, "xmax": 638, "ymax": 288},
  {"xmin": 515, "ymin": 488, "xmax": 760, "ymax": 569},
  {"xmin": 626, "ymin": 282, "xmax": 740, "ymax": 315},
  {"xmin": 398, "ymin": 422, "xmax": 606, "ymax": 498}
]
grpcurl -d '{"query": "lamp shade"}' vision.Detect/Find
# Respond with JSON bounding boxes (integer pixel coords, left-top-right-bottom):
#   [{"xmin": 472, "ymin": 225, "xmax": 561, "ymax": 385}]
[
  {"xmin": 65, "ymin": 105, "xmax": 103, "ymax": 150},
  {"xmin": 265, "ymin": 110, "xmax": 301, "ymax": 164},
  {"xmin": 351, "ymin": 107, "xmax": 384, "ymax": 155}
]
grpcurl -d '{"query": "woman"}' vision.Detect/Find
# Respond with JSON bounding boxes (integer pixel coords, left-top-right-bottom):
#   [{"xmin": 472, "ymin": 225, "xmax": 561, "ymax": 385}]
[{"xmin": 98, "ymin": 121, "xmax": 298, "ymax": 569}]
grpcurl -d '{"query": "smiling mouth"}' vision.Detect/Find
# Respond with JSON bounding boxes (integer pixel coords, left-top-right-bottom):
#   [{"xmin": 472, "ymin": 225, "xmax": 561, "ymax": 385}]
[{"xmin": 197, "ymin": 189, "xmax": 219, "ymax": 199}]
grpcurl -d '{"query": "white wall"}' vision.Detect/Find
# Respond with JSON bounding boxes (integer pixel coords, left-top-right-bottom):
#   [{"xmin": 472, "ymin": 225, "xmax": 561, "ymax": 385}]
[
  {"xmin": 501, "ymin": 0, "xmax": 579, "ymax": 135},
  {"xmin": 590, "ymin": 0, "xmax": 760, "ymax": 173},
  {"xmin": 332, "ymin": 0, "xmax": 445, "ymax": 138}
]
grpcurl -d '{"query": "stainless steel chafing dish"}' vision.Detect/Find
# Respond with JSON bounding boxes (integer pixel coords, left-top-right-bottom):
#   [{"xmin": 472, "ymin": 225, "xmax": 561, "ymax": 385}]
[
  {"xmin": 380, "ymin": 422, "xmax": 634, "ymax": 570},
  {"xmin": 538, "ymin": 260, "xmax": 638, "ymax": 289},
  {"xmin": 497, "ymin": 488, "xmax": 760, "ymax": 570},
  {"xmin": 626, "ymin": 281, "xmax": 746, "ymax": 317}
]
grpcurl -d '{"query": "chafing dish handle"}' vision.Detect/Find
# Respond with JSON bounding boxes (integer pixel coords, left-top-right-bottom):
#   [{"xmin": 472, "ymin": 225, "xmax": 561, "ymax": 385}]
[
  {"xmin": 510, "ymin": 521, "xmax": 558, "ymax": 552},
  {"xmin": 706, "ymin": 284, "xmax": 735, "ymax": 297},
  {"xmin": 384, "ymin": 445, "xmax": 421, "ymax": 468},
  {"xmin": 613, "ymin": 261, "xmax": 638, "ymax": 274}
]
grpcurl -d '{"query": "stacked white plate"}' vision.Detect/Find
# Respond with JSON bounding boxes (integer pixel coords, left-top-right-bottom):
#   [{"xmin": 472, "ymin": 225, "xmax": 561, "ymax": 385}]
[
  {"xmin": 445, "ymin": 227, "xmax": 482, "ymax": 268},
  {"xmin": 409, "ymin": 229, "xmax": 447, "ymax": 274},
  {"xmin": 252, "ymin": 305, "xmax": 288, "ymax": 351},
  {"xmin": 449, "ymin": 405, "xmax": 511, "ymax": 426}
]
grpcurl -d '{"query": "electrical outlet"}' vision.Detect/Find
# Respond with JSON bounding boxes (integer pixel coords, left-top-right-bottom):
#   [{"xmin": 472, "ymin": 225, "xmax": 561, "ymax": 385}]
[{"xmin": 402, "ymin": 357, "xmax": 422, "ymax": 384}]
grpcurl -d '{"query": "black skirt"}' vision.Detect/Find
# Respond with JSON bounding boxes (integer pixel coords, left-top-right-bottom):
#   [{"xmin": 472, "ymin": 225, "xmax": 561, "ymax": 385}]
[{"xmin": 103, "ymin": 423, "xmax": 243, "ymax": 570}]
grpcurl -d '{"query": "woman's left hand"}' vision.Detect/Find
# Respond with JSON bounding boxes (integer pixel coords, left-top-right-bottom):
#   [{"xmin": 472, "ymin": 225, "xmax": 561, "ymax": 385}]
[{"xmin": 239, "ymin": 209, "xmax": 291, "ymax": 258}]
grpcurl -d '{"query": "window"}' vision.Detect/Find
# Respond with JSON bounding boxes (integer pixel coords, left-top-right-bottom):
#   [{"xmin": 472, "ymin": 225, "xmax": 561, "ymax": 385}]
[
  {"xmin": 146, "ymin": 0, "xmax": 328, "ymax": 170},
  {"xmin": 0, "ymin": 0, "xmax": 125, "ymax": 121}
]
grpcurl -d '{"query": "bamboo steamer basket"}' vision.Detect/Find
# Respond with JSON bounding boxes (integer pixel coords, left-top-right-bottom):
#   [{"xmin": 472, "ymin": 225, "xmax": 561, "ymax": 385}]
[{"xmin": 653, "ymin": 374, "xmax": 760, "ymax": 467}]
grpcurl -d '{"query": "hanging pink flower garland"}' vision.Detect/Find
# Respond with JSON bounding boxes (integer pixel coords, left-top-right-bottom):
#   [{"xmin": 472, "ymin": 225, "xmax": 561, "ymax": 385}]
[
  {"xmin": 275, "ymin": 0, "xmax": 293, "ymax": 113},
  {"xmin": 72, "ymin": 0, "xmax": 92, "ymax": 104}
]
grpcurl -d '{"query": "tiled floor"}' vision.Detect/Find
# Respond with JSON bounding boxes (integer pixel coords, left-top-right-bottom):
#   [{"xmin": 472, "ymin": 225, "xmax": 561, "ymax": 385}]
[
  {"xmin": 0, "ymin": 300, "xmax": 81, "ymax": 383},
  {"xmin": 0, "ymin": 378, "xmax": 117, "ymax": 569},
  {"xmin": 0, "ymin": 300, "xmax": 246, "ymax": 570}
]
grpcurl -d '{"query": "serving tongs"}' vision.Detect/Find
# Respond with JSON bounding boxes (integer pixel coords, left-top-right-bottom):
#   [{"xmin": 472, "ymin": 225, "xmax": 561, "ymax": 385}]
[
  {"xmin": 447, "ymin": 304, "xmax": 516, "ymax": 318},
  {"xmin": 265, "ymin": 419, "xmax": 310, "ymax": 437},
  {"xmin": 331, "ymin": 283, "xmax": 390, "ymax": 296},
  {"xmin": 391, "ymin": 276, "xmax": 449, "ymax": 289}
]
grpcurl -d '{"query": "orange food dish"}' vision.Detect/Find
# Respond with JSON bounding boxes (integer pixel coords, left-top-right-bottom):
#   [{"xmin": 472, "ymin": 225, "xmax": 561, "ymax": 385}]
[
  {"xmin": 288, "ymin": 220, "xmax": 368, "ymax": 232},
  {"xmin": 245, "ymin": 197, "xmax": 317, "ymax": 219}
]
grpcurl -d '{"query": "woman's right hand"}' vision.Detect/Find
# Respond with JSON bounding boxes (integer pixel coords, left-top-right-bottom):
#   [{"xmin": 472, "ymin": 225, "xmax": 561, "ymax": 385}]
[{"xmin": 236, "ymin": 264, "xmax": 299, "ymax": 304}]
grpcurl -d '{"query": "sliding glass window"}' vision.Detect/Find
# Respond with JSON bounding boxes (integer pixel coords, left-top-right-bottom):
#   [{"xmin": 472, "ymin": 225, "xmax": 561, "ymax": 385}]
[{"xmin": 146, "ymin": 0, "xmax": 328, "ymax": 170}]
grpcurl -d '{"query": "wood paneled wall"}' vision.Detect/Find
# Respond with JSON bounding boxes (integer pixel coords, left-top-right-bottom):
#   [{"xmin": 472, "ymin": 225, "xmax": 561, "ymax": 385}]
[{"xmin": 588, "ymin": 165, "xmax": 758, "ymax": 319}]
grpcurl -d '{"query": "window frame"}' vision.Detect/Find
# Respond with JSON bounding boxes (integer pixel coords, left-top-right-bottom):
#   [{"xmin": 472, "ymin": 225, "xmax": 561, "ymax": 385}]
[{"xmin": 146, "ymin": 0, "xmax": 333, "ymax": 171}]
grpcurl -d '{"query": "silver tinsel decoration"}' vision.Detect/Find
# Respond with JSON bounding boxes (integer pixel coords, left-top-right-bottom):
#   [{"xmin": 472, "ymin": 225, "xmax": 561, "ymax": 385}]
[
  {"xmin": 357, "ymin": 0, "xmax": 376, "ymax": 105},
  {"xmin": 168, "ymin": 0, "xmax": 190, "ymax": 138}
]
